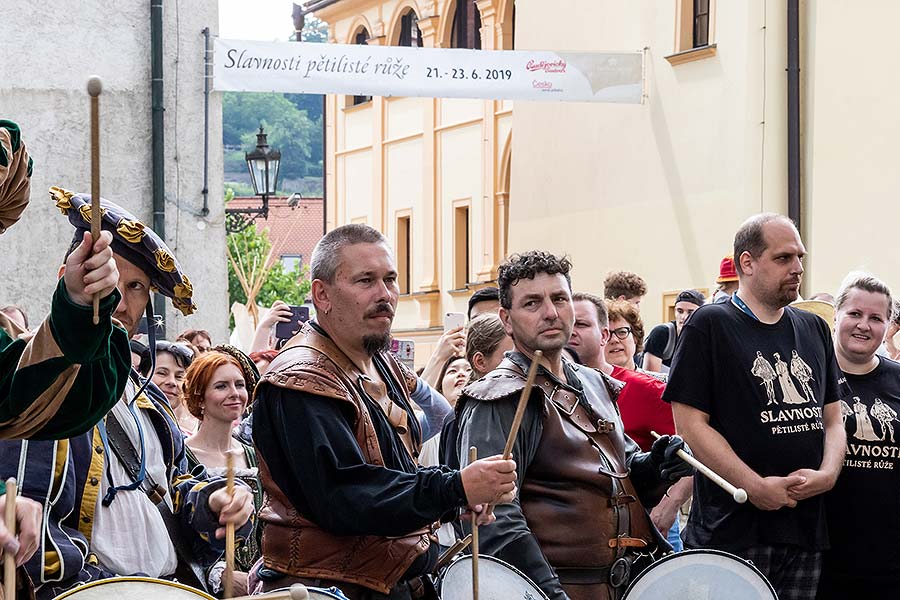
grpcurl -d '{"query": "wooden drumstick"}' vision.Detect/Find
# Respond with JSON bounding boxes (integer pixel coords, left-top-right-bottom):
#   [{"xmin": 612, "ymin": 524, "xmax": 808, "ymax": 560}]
[
  {"xmin": 224, "ymin": 450, "xmax": 236, "ymax": 598},
  {"xmin": 468, "ymin": 447, "xmax": 479, "ymax": 600},
  {"xmin": 435, "ymin": 533, "xmax": 473, "ymax": 571},
  {"xmin": 502, "ymin": 350, "xmax": 543, "ymax": 459},
  {"xmin": 4, "ymin": 478, "xmax": 17, "ymax": 600},
  {"xmin": 650, "ymin": 431, "xmax": 748, "ymax": 504},
  {"xmin": 230, "ymin": 583, "xmax": 309, "ymax": 600},
  {"xmin": 87, "ymin": 76, "xmax": 103, "ymax": 326}
]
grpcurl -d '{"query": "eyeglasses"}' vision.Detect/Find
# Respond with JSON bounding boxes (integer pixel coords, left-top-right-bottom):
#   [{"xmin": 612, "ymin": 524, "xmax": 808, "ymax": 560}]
[{"xmin": 609, "ymin": 326, "xmax": 633, "ymax": 340}]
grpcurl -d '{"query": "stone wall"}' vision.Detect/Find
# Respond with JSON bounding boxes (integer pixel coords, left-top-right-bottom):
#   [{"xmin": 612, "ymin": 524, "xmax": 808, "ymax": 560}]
[{"xmin": 0, "ymin": 0, "xmax": 228, "ymax": 342}]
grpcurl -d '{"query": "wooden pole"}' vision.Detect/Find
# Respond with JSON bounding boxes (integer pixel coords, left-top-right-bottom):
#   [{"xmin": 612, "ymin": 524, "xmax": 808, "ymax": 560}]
[
  {"xmin": 468, "ymin": 447, "xmax": 479, "ymax": 600},
  {"xmin": 502, "ymin": 350, "xmax": 542, "ymax": 459},
  {"xmin": 650, "ymin": 431, "xmax": 748, "ymax": 503},
  {"xmin": 87, "ymin": 76, "xmax": 103, "ymax": 326},
  {"xmin": 224, "ymin": 451, "xmax": 236, "ymax": 598},
  {"xmin": 4, "ymin": 478, "xmax": 17, "ymax": 600}
]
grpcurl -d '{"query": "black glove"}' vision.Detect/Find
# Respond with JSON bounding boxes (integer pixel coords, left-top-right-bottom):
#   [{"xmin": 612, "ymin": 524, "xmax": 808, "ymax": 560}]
[{"xmin": 649, "ymin": 434, "xmax": 695, "ymax": 481}]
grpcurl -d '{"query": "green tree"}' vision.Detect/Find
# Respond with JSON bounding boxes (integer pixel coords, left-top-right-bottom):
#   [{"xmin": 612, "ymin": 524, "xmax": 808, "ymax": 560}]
[
  {"xmin": 223, "ymin": 92, "xmax": 318, "ymax": 180},
  {"xmin": 227, "ymin": 225, "xmax": 311, "ymax": 312}
]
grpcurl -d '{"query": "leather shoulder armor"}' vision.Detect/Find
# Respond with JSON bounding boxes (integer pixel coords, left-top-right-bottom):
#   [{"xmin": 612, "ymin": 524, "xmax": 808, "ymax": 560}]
[
  {"xmin": 462, "ymin": 358, "xmax": 527, "ymax": 402},
  {"xmin": 262, "ymin": 344, "xmax": 352, "ymax": 404}
]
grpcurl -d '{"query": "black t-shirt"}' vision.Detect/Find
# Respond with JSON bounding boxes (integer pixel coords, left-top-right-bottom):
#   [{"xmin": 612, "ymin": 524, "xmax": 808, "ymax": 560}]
[
  {"xmin": 663, "ymin": 301, "xmax": 849, "ymax": 552},
  {"xmin": 644, "ymin": 321, "xmax": 676, "ymax": 367},
  {"xmin": 820, "ymin": 357, "xmax": 900, "ymax": 595}
]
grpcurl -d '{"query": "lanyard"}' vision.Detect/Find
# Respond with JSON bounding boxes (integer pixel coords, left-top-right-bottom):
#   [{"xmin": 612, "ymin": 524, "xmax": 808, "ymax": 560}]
[
  {"xmin": 99, "ymin": 392, "xmax": 148, "ymax": 506},
  {"xmin": 731, "ymin": 292, "xmax": 760, "ymax": 322}
]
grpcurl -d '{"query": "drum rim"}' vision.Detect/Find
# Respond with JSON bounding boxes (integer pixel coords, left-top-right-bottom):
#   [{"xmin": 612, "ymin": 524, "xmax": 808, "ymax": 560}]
[
  {"xmin": 52, "ymin": 576, "xmax": 216, "ymax": 600},
  {"xmin": 440, "ymin": 553, "xmax": 550, "ymax": 600},
  {"xmin": 623, "ymin": 548, "xmax": 778, "ymax": 598}
]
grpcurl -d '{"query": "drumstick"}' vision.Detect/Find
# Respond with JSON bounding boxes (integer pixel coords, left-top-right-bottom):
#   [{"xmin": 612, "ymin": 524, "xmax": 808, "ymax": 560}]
[
  {"xmin": 231, "ymin": 583, "xmax": 309, "ymax": 600},
  {"xmin": 87, "ymin": 76, "xmax": 103, "ymax": 326},
  {"xmin": 224, "ymin": 450, "xmax": 236, "ymax": 598},
  {"xmin": 435, "ymin": 533, "xmax": 473, "ymax": 571},
  {"xmin": 502, "ymin": 350, "xmax": 543, "ymax": 459},
  {"xmin": 650, "ymin": 431, "xmax": 748, "ymax": 504},
  {"xmin": 468, "ymin": 447, "xmax": 479, "ymax": 600},
  {"xmin": 4, "ymin": 478, "xmax": 17, "ymax": 600}
]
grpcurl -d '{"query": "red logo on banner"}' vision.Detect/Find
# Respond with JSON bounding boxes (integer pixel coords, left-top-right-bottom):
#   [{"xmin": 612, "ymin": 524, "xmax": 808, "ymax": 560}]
[{"xmin": 526, "ymin": 59, "xmax": 567, "ymax": 73}]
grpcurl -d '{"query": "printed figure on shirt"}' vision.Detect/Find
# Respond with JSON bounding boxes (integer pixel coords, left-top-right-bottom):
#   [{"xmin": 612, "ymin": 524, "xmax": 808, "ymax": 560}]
[
  {"xmin": 851, "ymin": 397, "xmax": 880, "ymax": 442},
  {"xmin": 791, "ymin": 350, "xmax": 816, "ymax": 404},
  {"xmin": 751, "ymin": 351, "xmax": 778, "ymax": 405},
  {"xmin": 870, "ymin": 398, "xmax": 897, "ymax": 443},
  {"xmin": 774, "ymin": 351, "xmax": 809, "ymax": 405}
]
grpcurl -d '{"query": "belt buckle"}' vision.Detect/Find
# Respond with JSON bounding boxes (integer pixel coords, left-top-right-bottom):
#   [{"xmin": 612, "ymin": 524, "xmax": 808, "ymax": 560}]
[{"xmin": 609, "ymin": 557, "xmax": 631, "ymax": 589}]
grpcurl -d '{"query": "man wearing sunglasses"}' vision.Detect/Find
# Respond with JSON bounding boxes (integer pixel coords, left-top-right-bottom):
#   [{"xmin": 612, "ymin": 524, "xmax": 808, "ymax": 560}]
[{"xmin": 454, "ymin": 251, "xmax": 695, "ymax": 600}]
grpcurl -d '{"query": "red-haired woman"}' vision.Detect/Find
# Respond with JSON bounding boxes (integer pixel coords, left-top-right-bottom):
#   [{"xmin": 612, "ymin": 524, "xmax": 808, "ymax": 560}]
[{"xmin": 182, "ymin": 345, "xmax": 262, "ymax": 593}]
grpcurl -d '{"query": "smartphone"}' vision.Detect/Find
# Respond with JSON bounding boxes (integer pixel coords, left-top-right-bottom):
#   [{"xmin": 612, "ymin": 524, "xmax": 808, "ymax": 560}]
[
  {"xmin": 274, "ymin": 305, "xmax": 310, "ymax": 340},
  {"xmin": 444, "ymin": 311, "xmax": 465, "ymax": 331},
  {"xmin": 390, "ymin": 339, "xmax": 415, "ymax": 370}
]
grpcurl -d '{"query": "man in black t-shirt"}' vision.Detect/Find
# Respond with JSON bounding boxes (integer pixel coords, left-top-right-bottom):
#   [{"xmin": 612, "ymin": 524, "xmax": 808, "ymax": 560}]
[
  {"xmin": 643, "ymin": 289, "xmax": 705, "ymax": 372},
  {"xmin": 664, "ymin": 213, "xmax": 849, "ymax": 600}
]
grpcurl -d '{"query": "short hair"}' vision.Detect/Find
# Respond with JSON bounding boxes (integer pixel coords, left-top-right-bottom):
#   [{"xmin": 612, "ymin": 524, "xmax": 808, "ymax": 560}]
[
  {"xmin": 182, "ymin": 350, "xmax": 246, "ymax": 420},
  {"xmin": 177, "ymin": 329, "xmax": 212, "ymax": 346},
  {"xmin": 572, "ymin": 291, "xmax": 608, "ymax": 328},
  {"xmin": 834, "ymin": 271, "xmax": 893, "ymax": 319},
  {"xmin": 605, "ymin": 299, "xmax": 645, "ymax": 353},
  {"xmin": 733, "ymin": 213, "xmax": 798, "ymax": 276},
  {"xmin": 155, "ymin": 340, "xmax": 194, "ymax": 370},
  {"xmin": 467, "ymin": 286, "xmax": 500, "ymax": 318},
  {"xmin": 497, "ymin": 251, "xmax": 572, "ymax": 309},
  {"xmin": 603, "ymin": 271, "xmax": 647, "ymax": 300},
  {"xmin": 466, "ymin": 313, "xmax": 509, "ymax": 372},
  {"xmin": 310, "ymin": 224, "xmax": 389, "ymax": 283},
  {"xmin": 0, "ymin": 305, "xmax": 28, "ymax": 330}
]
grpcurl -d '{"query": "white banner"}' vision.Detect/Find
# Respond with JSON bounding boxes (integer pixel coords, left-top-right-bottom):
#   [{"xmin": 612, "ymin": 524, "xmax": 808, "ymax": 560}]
[{"xmin": 214, "ymin": 39, "xmax": 644, "ymax": 104}]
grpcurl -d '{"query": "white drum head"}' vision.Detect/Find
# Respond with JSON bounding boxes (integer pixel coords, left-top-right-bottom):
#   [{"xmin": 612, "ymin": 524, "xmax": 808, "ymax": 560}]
[
  {"xmin": 624, "ymin": 550, "xmax": 777, "ymax": 600},
  {"xmin": 440, "ymin": 555, "xmax": 549, "ymax": 600},
  {"xmin": 53, "ymin": 577, "xmax": 214, "ymax": 599}
]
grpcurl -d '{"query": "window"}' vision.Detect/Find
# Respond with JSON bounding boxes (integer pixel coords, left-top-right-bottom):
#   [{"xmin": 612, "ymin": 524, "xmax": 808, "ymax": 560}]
[
  {"xmin": 693, "ymin": 0, "xmax": 710, "ymax": 48},
  {"xmin": 451, "ymin": 0, "xmax": 482, "ymax": 49},
  {"xmin": 453, "ymin": 205, "xmax": 470, "ymax": 289},
  {"xmin": 666, "ymin": 0, "xmax": 717, "ymax": 65},
  {"xmin": 398, "ymin": 9, "xmax": 422, "ymax": 48},
  {"xmin": 351, "ymin": 28, "xmax": 372, "ymax": 106},
  {"xmin": 397, "ymin": 214, "xmax": 411, "ymax": 294},
  {"xmin": 281, "ymin": 255, "xmax": 302, "ymax": 272}
]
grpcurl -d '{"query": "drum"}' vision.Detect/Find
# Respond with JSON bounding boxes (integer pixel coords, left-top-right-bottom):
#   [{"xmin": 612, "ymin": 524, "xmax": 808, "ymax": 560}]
[
  {"xmin": 438, "ymin": 555, "xmax": 550, "ymax": 600},
  {"xmin": 265, "ymin": 586, "xmax": 349, "ymax": 600},
  {"xmin": 53, "ymin": 576, "xmax": 214, "ymax": 599},
  {"xmin": 623, "ymin": 550, "xmax": 777, "ymax": 599}
]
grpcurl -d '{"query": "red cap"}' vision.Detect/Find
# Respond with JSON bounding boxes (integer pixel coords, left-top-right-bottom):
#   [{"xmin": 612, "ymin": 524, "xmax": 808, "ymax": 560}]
[{"xmin": 717, "ymin": 255, "xmax": 738, "ymax": 283}]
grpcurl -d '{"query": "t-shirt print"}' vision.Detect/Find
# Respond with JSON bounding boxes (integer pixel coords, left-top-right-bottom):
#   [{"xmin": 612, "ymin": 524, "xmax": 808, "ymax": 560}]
[
  {"xmin": 753, "ymin": 349, "xmax": 825, "ymax": 436},
  {"xmin": 842, "ymin": 395, "xmax": 899, "ymax": 464}
]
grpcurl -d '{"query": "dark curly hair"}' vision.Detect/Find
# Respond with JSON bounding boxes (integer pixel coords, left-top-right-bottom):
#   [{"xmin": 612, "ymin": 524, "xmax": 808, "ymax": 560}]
[
  {"xmin": 498, "ymin": 251, "xmax": 572, "ymax": 309},
  {"xmin": 603, "ymin": 271, "xmax": 647, "ymax": 301}
]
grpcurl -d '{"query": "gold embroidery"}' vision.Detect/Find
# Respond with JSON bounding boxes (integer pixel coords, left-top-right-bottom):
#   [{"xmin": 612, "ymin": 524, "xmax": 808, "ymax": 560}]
[
  {"xmin": 154, "ymin": 248, "xmax": 176, "ymax": 273},
  {"xmin": 50, "ymin": 186, "xmax": 74, "ymax": 214},
  {"xmin": 116, "ymin": 218, "xmax": 145, "ymax": 243},
  {"xmin": 174, "ymin": 274, "xmax": 193, "ymax": 299},
  {"xmin": 78, "ymin": 203, "xmax": 106, "ymax": 224},
  {"xmin": 173, "ymin": 296, "xmax": 196, "ymax": 316}
]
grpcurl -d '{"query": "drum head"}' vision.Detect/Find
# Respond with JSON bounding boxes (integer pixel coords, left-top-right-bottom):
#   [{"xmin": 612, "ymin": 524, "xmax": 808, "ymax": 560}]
[
  {"xmin": 53, "ymin": 577, "xmax": 214, "ymax": 599},
  {"xmin": 440, "ymin": 555, "xmax": 549, "ymax": 600},
  {"xmin": 266, "ymin": 586, "xmax": 348, "ymax": 600},
  {"xmin": 624, "ymin": 550, "xmax": 777, "ymax": 600}
]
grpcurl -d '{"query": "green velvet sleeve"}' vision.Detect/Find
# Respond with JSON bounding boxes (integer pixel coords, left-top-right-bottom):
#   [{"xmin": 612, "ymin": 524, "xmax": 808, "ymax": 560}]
[{"xmin": 0, "ymin": 279, "xmax": 131, "ymax": 440}]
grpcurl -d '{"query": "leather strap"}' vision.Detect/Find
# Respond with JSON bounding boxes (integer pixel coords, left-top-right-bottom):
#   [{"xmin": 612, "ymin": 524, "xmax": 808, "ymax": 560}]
[{"xmin": 103, "ymin": 411, "xmax": 210, "ymax": 591}]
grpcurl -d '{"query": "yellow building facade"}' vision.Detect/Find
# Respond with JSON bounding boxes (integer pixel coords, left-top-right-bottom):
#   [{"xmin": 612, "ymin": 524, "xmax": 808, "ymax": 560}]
[
  {"xmin": 309, "ymin": 0, "xmax": 516, "ymax": 365},
  {"xmin": 310, "ymin": 0, "xmax": 900, "ymax": 361}
]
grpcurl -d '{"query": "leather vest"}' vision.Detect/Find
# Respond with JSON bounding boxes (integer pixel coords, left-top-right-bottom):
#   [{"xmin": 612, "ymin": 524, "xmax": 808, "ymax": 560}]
[
  {"xmin": 256, "ymin": 323, "xmax": 431, "ymax": 594},
  {"xmin": 464, "ymin": 357, "xmax": 656, "ymax": 587}
]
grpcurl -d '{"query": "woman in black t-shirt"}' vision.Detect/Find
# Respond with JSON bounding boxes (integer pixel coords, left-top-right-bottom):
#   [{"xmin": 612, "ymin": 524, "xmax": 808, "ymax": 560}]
[{"xmin": 819, "ymin": 273, "xmax": 900, "ymax": 600}]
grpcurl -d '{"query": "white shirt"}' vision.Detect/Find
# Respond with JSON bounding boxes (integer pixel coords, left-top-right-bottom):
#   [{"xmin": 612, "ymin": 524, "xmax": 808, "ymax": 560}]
[{"xmin": 91, "ymin": 381, "xmax": 178, "ymax": 577}]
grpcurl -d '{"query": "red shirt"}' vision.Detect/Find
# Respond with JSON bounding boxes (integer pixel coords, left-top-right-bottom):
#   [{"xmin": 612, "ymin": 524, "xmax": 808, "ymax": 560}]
[{"xmin": 611, "ymin": 365, "xmax": 674, "ymax": 451}]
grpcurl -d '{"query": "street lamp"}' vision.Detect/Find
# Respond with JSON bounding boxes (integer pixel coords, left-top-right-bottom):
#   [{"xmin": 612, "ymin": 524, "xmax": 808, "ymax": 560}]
[{"xmin": 225, "ymin": 125, "xmax": 281, "ymax": 233}]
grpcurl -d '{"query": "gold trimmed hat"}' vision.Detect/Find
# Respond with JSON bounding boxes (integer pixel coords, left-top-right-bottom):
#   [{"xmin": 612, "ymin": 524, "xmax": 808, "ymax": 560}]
[
  {"xmin": 51, "ymin": 186, "xmax": 197, "ymax": 316},
  {"xmin": 0, "ymin": 120, "xmax": 33, "ymax": 234}
]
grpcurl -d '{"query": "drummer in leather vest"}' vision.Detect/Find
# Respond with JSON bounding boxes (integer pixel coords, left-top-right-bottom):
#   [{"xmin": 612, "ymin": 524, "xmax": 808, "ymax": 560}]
[
  {"xmin": 454, "ymin": 251, "xmax": 695, "ymax": 600},
  {"xmin": 252, "ymin": 224, "xmax": 518, "ymax": 600}
]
